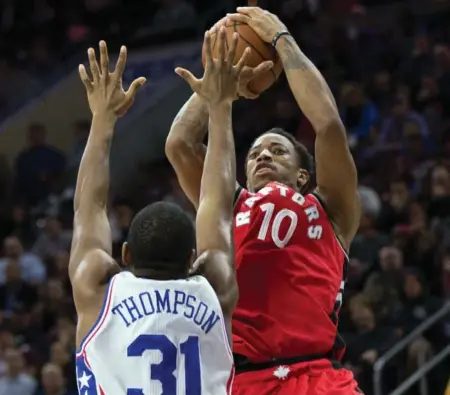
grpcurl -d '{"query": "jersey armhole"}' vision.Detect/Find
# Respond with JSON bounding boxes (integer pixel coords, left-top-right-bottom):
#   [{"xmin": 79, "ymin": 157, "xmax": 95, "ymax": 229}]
[
  {"xmin": 233, "ymin": 184, "xmax": 245, "ymax": 208},
  {"xmin": 310, "ymin": 191, "xmax": 349, "ymax": 259}
]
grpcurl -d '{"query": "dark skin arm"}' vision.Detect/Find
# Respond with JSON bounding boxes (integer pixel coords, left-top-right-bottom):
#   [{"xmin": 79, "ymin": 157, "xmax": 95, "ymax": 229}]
[
  {"xmin": 165, "ymin": 93, "xmax": 208, "ymax": 209},
  {"xmin": 176, "ymin": 28, "xmax": 249, "ymax": 319},
  {"xmin": 228, "ymin": 9, "xmax": 360, "ymax": 249},
  {"xmin": 70, "ymin": 41, "xmax": 145, "ymax": 348},
  {"xmin": 166, "ymin": 18, "xmax": 273, "ymax": 209},
  {"xmin": 195, "ymin": 103, "xmax": 237, "ymax": 318},
  {"xmin": 278, "ymin": 35, "xmax": 359, "ymax": 248}
]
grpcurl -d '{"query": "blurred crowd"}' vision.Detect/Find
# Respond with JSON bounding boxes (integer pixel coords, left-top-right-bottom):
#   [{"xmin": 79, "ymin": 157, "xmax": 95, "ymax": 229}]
[
  {"xmin": 1, "ymin": 0, "xmax": 450, "ymax": 394},
  {"xmin": 0, "ymin": 0, "xmax": 205, "ymax": 115}
]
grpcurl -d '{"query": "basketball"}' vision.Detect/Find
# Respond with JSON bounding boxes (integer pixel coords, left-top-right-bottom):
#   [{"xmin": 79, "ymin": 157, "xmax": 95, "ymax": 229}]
[{"xmin": 202, "ymin": 22, "xmax": 283, "ymax": 95}]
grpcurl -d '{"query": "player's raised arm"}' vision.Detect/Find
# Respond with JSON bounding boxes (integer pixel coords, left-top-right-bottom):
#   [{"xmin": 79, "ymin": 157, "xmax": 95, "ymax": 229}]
[
  {"xmin": 176, "ymin": 28, "xmax": 249, "ymax": 317},
  {"xmin": 166, "ymin": 17, "xmax": 273, "ymax": 209},
  {"xmin": 70, "ymin": 41, "xmax": 145, "ymax": 313},
  {"xmin": 227, "ymin": 9, "xmax": 360, "ymax": 249}
]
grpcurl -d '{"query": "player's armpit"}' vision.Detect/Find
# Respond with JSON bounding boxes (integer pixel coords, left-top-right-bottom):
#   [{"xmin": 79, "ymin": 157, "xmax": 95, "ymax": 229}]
[
  {"xmin": 314, "ymin": 120, "xmax": 360, "ymax": 247},
  {"xmin": 70, "ymin": 248, "xmax": 117, "ymax": 314}
]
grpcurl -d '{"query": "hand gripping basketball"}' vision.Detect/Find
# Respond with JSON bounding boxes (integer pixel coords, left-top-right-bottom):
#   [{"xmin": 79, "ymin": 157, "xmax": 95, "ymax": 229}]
[
  {"xmin": 227, "ymin": 7, "xmax": 289, "ymax": 45},
  {"xmin": 175, "ymin": 27, "xmax": 250, "ymax": 105},
  {"xmin": 209, "ymin": 16, "xmax": 274, "ymax": 99}
]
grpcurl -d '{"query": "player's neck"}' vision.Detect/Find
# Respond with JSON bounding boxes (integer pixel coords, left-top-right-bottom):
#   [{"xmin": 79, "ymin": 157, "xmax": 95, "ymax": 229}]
[
  {"xmin": 252, "ymin": 180, "xmax": 298, "ymax": 193},
  {"xmin": 132, "ymin": 268, "xmax": 187, "ymax": 280}
]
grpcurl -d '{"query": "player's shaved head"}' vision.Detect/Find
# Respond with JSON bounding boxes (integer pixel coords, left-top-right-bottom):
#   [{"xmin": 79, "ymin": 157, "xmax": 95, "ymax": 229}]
[{"xmin": 123, "ymin": 202, "xmax": 195, "ymax": 277}]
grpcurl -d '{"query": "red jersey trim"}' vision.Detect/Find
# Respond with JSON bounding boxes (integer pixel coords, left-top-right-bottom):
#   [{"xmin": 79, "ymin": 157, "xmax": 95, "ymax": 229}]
[
  {"xmin": 233, "ymin": 185, "xmax": 245, "ymax": 207},
  {"xmin": 309, "ymin": 192, "xmax": 350, "ymax": 261}
]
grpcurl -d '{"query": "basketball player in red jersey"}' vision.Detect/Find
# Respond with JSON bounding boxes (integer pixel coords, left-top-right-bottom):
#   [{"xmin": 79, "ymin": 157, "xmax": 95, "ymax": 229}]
[{"xmin": 167, "ymin": 10, "xmax": 362, "ymax": 395}]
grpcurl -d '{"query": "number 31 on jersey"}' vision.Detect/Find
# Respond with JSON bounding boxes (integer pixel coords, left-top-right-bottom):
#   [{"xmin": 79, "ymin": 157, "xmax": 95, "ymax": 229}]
[{"xmin": 127, "ymin": 334, "xmax": 201, "ymax": 395}]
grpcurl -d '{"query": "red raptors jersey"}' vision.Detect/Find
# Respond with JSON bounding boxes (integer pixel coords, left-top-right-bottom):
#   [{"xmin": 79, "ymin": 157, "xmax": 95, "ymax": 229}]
[{"xmin": 232, "ymin": 181, "xmax": 348, "ymax": 362}]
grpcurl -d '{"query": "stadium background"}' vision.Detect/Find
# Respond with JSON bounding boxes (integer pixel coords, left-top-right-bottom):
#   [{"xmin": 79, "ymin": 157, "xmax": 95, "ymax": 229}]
[{"xmin": 0, "ymin": 0, "xmax": 449, "ymax": 394}]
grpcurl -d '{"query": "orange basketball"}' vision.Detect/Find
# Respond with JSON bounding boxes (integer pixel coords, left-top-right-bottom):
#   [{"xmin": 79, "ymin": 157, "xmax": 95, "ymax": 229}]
[{"xmin": 202, "ymin": 22, "xmax": 283, "ymax": 95}]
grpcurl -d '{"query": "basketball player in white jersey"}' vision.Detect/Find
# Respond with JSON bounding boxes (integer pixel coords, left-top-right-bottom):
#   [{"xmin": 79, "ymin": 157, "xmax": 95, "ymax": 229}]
[{"xmin": 70, "ymin": 34, "xmax": 249, "ymax": 395}]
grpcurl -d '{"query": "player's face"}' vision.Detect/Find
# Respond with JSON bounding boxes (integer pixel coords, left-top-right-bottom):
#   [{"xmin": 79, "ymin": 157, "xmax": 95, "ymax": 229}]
[{"xmin": 246, "ymin": 133, "xmax": 300, "ymax": 192}]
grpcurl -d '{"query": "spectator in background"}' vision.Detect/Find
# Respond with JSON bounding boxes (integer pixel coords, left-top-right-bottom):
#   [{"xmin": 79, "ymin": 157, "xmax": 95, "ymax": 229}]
[
  {"xmin": 32, "ymin": 217, "xmax": 71, "ymax": 262},
  {"xmin": 0, "ymin": 261, "xmax": 38, "ymax": 316},
  {"xmin": 340, "ymin": 82, "xmax": 379, "ymax": 148},
  {"xmin": 402, "ymin": 32, "xmax": 434, "ymax": 88},
  {"xmin": 369, "ymin": 70, "xmax": 394, "ymax": 116},
  {"xmin": 0, "ymin": 330, "xmax": 14, "ymax": 378},
  {"xmin": 2, "ymin": 204, "xmax": 34, "ymax": 249},
  {"xmin": 0, "ymin": 58, "xmax": 36, "ymax": 111},
  {"xmin": 377, "ymin": 93, "xmax": 429, "ymax": 150},
  {"xmin": 350, "ymin": 186, "xmax": 388, "ymax": 272},
  {"xmin": 0, "ymin": 348, "xmax": 37, "ymax": 395},
  {"xmin": 363, "ymin": 246, "xmax": 403, "ymax": 321},
  {"xmin": 14, "ymin": 124, "xmax": 66, "ymax": 206},
  {"xmin": 344, "ymin": 302, "xmax": 398, "ymax": 394},
  {"xmin": 0, "ymin": 237, "xmax": 45, "ymax": 285},
  {"xmin": 35, "ymin": 362, "xmax": 76, "ymax": 395},
  {"xmin": 394, "ymin": 269, "xmax": 449, "ymax": 387},
  {"xmin": 426, "ymin": 164, "xmax": 450, "ymax": 219},
  {"xmin": 48, "ymin": 342, "xmax": 75, "ymax": 389},
  {"xmin": 28, "ymin": 37, "xmax": 55, "ymax": 77},
  {"xmin": 439, "ymin": 246, "xmax": 450, "ymax": 297},
  {"xmin": 271, "ymin": 93, "xmax": 301, "ymax": 135},
  {"xmin": 396, "ymin": 270, "xmax": 444, "ymax": 338},
  {"xmin": 378, "ymin": 178, "xmax": 411, "ymax": 232},
  {"xmin": 66, "ymin": 120, "xmax": 90, "ymax": 181}
]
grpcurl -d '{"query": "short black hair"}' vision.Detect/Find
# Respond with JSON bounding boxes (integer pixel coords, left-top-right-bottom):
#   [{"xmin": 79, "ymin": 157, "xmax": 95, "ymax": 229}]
[{"xmin": 126, "ymin": 202, "xmax": 195, "ymax": 272}]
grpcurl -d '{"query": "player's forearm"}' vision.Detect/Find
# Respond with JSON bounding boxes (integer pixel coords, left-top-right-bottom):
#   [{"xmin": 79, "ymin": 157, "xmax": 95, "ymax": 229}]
[
  {"xmin": 74, "ymin": 114, "xmax": 115, "ymax": 213},
  {"xmin": 196, "ymin": 102, "xmax": 234, "ymax": 256},
  {"xmin": 166, "ymin": 93, "xmax": 208, "ymax": 150},
  {"xmin": 276, "ymin": 35, "xmax": 341, "ymax": 133},
  {"xmin": 201, "ymin": 103, "xmax": 236, "ymax": 205}
]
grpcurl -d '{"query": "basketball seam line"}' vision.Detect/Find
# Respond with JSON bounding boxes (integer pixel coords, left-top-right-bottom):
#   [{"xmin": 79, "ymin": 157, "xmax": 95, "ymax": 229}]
[{"xmin": 232, "ymin": 22, "xmax": 277, "ymax": 81}]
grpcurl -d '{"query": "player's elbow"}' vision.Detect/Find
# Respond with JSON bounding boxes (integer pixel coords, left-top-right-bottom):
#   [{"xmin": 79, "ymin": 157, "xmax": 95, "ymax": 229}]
[
  {"xmin": 316, "ymin": 117, "xmax": 345, "ymax": 137},
  {"xmin": 165, "ymin": 134, "xmax": 186, "ymax": 162},
  {"xmin": 165, "ymin": 135, "xmax": 198, "ymax": 166}
]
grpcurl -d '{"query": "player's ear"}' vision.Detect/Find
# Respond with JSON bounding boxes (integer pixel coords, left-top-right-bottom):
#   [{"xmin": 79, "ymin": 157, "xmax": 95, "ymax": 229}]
[
  {"xmin": 189, "ymin": 248, "xmax": 196, "ymax": 270},
  {"xmin": 297, "ymin": 169, "xmax": 309, "ymax": 189},
  {"xmin": 121, "ymin": 242, "xmax": 131, "ymax": 267}
]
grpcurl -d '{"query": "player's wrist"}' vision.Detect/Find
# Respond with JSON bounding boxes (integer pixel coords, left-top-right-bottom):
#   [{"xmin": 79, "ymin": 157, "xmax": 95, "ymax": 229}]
[
  {"xmin": 92, "ymin": 111, "xmax": 118, "ymax": 127},
  {"xmin": 207, "ymin": 101, "xmax": 232, "ymax": 114},
  {"xmin": 272, "ymin": 32, "xmax": 293, "ymax": 51},
  {"xmin": 271, "ymin": 30, "xmax": 291, "ymax": 48}
]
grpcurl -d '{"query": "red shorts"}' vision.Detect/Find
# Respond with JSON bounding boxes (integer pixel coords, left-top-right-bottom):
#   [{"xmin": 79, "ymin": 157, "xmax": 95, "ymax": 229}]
[{"xmin": 232, "ymin": 359, "xmax": 362, "ymax": 395}]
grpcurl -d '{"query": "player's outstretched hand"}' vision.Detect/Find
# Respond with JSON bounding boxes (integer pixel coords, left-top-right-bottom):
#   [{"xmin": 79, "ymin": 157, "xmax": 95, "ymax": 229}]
[
  {"xmin": 209, "ymin": 16, "xmax": 273, "ymax": 99},
  {"xmin": 226, "ymin": 7, "xmax": 288, "ymax": 44},
  {"xmin": 79, "ymin": 41, "xmax": 146, "ymax": 120},
  {"xmin": 175, "ymin": 27, "xmax": 250, "ymax": 105}
]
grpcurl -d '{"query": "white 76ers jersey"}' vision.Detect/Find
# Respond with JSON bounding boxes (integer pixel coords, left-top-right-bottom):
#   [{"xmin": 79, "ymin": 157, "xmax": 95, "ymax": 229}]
[{"xmin": 75, "ymin": 272, "xmax": 234, "ymax": 395}]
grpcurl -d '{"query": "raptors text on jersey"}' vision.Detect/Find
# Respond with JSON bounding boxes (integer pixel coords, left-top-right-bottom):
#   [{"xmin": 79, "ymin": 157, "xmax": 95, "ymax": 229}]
[{"xmin": 232, "ymin": 182, "xmax": 348, "ymax": 362}]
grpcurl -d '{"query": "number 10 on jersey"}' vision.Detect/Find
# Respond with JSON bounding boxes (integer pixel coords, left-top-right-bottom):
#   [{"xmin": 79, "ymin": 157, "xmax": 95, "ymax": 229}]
[{"xmin": 127, "ymin": 334, "xmax": 201, "ymax": 395}]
